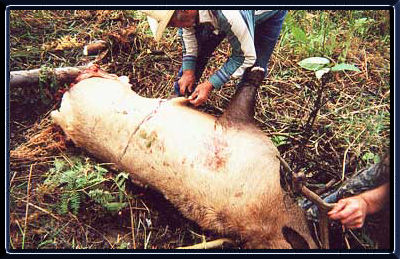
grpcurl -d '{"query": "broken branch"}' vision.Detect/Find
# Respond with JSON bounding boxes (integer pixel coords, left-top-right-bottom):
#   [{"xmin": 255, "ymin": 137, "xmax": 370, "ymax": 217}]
[
  {"xmin": 9, "ymin": 65, "xmax": 88, "ymax": 89},
  {"xmin": 176, "ymin": 238, "xmax": 235, "ymax": 249}
]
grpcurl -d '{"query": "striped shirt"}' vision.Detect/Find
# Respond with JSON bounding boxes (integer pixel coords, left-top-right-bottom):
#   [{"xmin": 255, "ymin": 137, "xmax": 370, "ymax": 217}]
[{"xmin": 180, "ymin": 10, "xmax": 278, "ymax": 89}]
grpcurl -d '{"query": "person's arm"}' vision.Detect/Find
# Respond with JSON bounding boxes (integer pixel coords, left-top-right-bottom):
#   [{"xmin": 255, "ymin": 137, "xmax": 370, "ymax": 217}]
[
  {"xmin": 189, "ymin": 10, "xmax": 257, "ymax": 106},
  {"xmin": 328, "ymin": 183, "xmax": 389, "ymax": 229},
  {"xmin": 207, "ymin": 10, "xmax": 257, "ymax": 90},
  {"xmin": 180, "ymin": 27, "xmax": 198, "ymax": 72},
  {"xmin": 178, "ymin": 27, "xmax": 198, "ymax": 95}
]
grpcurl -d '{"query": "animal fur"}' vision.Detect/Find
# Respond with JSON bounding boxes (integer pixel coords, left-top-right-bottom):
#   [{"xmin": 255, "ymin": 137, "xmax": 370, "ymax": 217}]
[{"xmin": 51, "ymin": 69, "xmax": 317, "ymax": 249}]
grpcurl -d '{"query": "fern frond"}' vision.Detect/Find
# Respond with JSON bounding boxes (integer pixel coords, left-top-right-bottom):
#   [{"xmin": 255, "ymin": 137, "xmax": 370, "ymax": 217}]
[
  {"xmin": 70, "ymin": 191, "xmax": 81, "ymax": 215},
  {"xmin": 58, "ymin": 192, "xmax": 70, "ymax": 215}
]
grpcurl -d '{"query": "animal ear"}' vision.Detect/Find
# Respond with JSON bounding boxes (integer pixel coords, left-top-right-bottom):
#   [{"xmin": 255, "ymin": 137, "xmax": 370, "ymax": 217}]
[{"xmin": 282, "ymin": 226, "xmax": 310, "ymax": 249}]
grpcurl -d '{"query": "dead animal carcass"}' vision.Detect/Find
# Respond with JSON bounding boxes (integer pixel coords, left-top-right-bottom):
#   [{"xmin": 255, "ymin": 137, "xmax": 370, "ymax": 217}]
[{"xmin": 51, "ymin": 67, "xmax": 317, "ymax": 249}]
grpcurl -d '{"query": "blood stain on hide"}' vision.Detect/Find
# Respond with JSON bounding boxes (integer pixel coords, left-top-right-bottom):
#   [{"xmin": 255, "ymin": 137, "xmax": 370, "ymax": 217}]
[
  {"xmin": 204, "ymin": 135, "xmax": 228, "ymax": 171},
  {"xmin": 234, "ymin": 192, "xmax": 243, "ymax": 198}
]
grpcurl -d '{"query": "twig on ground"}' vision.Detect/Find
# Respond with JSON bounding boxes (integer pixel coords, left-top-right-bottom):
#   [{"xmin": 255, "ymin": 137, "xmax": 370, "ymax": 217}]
[
  {"xmin": 22, "ymin": 163, "xmax": 34, "ymax": 249},
  {"xmin": 341, "ymin": 127, "xmax": 366, "ymax": 180},
  {"xmin": 177, "ymin": 238, "xmax": 235, "ymax": 249}
]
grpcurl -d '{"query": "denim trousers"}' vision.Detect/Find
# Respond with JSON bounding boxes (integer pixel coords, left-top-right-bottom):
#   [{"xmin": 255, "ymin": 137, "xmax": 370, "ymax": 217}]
[{"xmin": 174, "ymin": 10, "xmax": 287, "ymax": 95}]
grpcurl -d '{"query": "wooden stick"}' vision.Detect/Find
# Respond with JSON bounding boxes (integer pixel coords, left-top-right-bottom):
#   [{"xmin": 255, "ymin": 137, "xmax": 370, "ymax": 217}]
[
  {"xmin": 176, "ymin": 238, "xmax": 235, "ymax": 249},
  {"xmin": 318, "ymin": 207, "xmax": 330, "ymax": 249},
  {"xmin": 128, "ymin": 196, "xmax": 136, "ymax": 249},
  {"xmin": 22, "ymin": 164, "xmax": 34, "ymax": 249},
  {"xmin": 14, "ymin": 196, "xmax": 61, "ymax": 221}
]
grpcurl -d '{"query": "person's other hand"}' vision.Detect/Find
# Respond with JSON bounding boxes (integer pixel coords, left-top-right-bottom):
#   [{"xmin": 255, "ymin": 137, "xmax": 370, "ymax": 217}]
[
  {"xmin": 178, "ymin": 70, "xmax": 196, "ymax": 96},
  {"xmin": 188, "ymin": 81, "xmax": 213, "ymax": 106},
  {"xmin": 328, "ymin": 196, "xmax": 368, "ymax": 229}
]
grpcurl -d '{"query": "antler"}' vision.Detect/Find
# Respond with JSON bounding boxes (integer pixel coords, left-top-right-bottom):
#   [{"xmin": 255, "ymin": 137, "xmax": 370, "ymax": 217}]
[{"xmin": 277, "ymin": 154, "xmax": 335, "ymax": 249}]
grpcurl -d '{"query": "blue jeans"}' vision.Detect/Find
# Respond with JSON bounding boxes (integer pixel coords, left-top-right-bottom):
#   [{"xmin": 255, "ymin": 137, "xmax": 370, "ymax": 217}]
[{"xmin": 174, "ymin": 10, "xmax": 287, "ymax": 95}]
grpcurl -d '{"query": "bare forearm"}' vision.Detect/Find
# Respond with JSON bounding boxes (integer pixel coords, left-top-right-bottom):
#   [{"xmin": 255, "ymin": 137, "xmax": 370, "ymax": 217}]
[
  {"xmin": 359, "ymin": 183, "xmax": 390, "ymax": 215},
  {"xmin": 328, "ymin": 183, "xmax": 390, "ymax": 229}
]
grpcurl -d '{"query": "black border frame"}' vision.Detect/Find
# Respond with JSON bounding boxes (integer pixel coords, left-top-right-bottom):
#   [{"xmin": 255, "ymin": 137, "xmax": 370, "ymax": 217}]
[{"xmin": 4, "ymin": 3, "xmax": 398, "ymax": 258}]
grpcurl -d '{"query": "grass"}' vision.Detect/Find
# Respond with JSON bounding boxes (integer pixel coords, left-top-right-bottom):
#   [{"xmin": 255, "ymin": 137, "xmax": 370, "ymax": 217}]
[{"xmin": 8, "ymin": 9, "xmax": 390, "ymax": 250}]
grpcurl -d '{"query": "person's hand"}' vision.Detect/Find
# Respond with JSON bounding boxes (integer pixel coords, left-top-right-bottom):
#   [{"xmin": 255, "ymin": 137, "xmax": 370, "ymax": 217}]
[
  {"xmin": 328, "ymin": 196, "xmax": 368, "ymax": 229},
  {"xmin": 188, "ymin": 80, "xmax": 213, "ymax": 106},
  {"xmin": 178, "ymin": 70, "xmax": 196, "ymax": 95}
]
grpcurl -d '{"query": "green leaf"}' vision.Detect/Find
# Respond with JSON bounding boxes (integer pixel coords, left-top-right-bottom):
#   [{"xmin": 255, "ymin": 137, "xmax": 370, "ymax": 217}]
[
  {"xmin": 298, "ymin": 57, "xmax": 330, "ymax": 71},
  {"xmin": 105, "ymin": 202, "xmax": 128, "ymax": 212},
  {"xmin": 362, "ymin": 152, "xmax": 379, "ymax": 163},
  {"xmin": 354, "ymin": 18, "xmax": 370, "ymax": 29},
  {"xmin": 58, "ymin": 193, "xmax": 70, "ymax": 214},
  {"xmin": 95, "ymin": 164, "xmax": 108, "ymax": 176},
  {"xmin": 271, "ymin": 135, "xmax": 288, "ymax": 147},
  {"xmin": 70, "ymin": 191, "xmax": 81, "ymax": 215},
  {"xmin": 291, "ymin": 27, "xmax": 307, "ymax": 43},
  {"xmin": 331, "ymin": 63, "xmax": 361, "ymax": 72},
  {"xmin": 53, "ymin": 159, "xmax": 66, "ymax": 172},
  {"xmin": 38, "ymin": 239, "xmax": 56, "ymax": 249},
  {"xmin": 116, "ymin": 172, "xmax": 129, "ymax": 181},
  {"xmin": 114, "ymin": 172, "xmax": 128, "ymax": 189},
  {"xmin": 88, "ymin": 189, "xmax": 113, "ymax": 205},
  {"xmin": 118, "ymin": 241, "xmax": 129, "ymax": 249}
]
